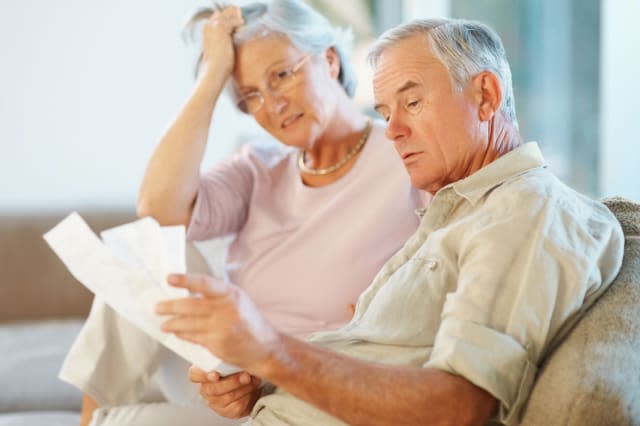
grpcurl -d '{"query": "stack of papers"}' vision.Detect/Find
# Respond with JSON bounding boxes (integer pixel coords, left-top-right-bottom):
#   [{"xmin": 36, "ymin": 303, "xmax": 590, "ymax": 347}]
[{"xmin": 44, "ymin": 212, "xmax": 238, "ymax": 375}]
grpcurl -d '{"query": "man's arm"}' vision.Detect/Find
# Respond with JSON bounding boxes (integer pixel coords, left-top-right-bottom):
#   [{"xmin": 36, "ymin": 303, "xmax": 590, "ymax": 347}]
[
  {"xmin": 157, "ymin": 273, "xmax": 498, "ymax": 426},
  {"xmin": 256, "ymin": 333, "xmax": 497, "ymax": 426}
]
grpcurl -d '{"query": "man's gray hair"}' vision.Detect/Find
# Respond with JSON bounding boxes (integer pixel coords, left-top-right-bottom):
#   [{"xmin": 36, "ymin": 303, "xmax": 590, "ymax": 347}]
[
  {"xmin": 368, "ymin": 19, "xmax": 518, "ymax": 126},
  {"xmin": 186, "ymin": 0, "xmax": 356, "ymax": 98}
]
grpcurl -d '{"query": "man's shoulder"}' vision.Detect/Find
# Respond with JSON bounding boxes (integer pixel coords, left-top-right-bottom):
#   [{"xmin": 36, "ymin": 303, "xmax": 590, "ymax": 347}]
[
  {"xmin": 482, "ymin": 167, "xmax": 617, "ymax": 228},
  {"xmin": 496, "ymin": 165, "xmax": 557, "ymax": 194}
]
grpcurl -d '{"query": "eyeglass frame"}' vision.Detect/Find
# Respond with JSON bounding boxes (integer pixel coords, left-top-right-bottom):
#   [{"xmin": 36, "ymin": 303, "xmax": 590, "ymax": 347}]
[{"xmin": 235, "ymin": 54, "xmax": 312, "ymax": 114}]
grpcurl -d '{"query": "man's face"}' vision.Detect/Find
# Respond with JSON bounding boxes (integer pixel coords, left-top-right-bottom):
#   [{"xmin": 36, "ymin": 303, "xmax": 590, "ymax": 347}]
[{"xmin": 373, "ymin": 35, "xmax": 485, "ymax": 193}]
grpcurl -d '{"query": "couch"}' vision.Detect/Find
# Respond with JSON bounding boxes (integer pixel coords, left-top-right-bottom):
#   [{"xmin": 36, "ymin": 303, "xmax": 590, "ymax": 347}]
[
  {"xmin": 520, "ymin": 197, "xmax": 640, "ymax": 426},
  {"xmin": 0, "ymin": 210, "xmax": 232, "ymax": 426},
  {"xmin": 0, "ymin": 211, "xmax": 136, "ymax": 425},
  {"xmin": 0, "ymin": 198, "xmax": 638, "ymax": 426}
]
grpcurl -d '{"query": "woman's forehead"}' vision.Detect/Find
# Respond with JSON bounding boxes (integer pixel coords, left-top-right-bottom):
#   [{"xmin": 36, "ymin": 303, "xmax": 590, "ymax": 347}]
[
  {"xmin": 233, "ymin": 34, "xmax": 307, "ymax": 84},
  {"xmin": 237, "ymin": 34, "xmax": 303, "ymax": 67}
]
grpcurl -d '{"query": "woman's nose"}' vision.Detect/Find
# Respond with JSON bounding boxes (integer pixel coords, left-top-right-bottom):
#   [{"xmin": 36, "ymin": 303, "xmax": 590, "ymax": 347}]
[{"xmin": 262, "ymin": 91, "xmax": 287, "ymax": 115}]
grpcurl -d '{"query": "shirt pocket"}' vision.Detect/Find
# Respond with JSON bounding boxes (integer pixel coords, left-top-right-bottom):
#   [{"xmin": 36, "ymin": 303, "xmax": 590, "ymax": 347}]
[{"xmin": 354, "ymin": 255, "xmax": 448, "ymax": 346}]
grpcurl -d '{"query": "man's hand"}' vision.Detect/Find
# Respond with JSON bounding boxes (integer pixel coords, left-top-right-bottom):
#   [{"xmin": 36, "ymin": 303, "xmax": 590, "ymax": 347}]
[
  {"xmin": 190, "ymin": 366, "xmax": 262, "ymax": 418},
  {"xmin": 156, "ymin": 273, "xmax": 281, "ymax": 372}
]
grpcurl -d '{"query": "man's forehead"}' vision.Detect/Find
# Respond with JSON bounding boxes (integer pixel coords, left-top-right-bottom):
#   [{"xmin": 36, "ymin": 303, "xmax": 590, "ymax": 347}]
[{"xmin": 373, "ymin": 44, "xmax": 442, "ymax": 97}]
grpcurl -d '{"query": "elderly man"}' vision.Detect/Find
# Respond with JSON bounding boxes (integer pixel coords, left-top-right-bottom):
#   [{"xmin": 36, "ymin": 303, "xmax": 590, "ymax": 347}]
[{"xmin": 157, "ymin": 18, "xmax": 624, "ymax": 426}]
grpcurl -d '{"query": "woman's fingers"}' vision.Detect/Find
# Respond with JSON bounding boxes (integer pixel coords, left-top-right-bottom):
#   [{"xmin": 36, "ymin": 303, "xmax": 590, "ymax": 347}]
[
  {"xmin": 199, "ymin": 372, "xmax": 262, "ymax": 418},
  {"xmin": 201, "ymin": 371, "xmax": 253, "ymax": 396},
  {"xmin": 188, "ymin": 365, "xmax": 210, "ymax": 383},
  {"xmin": 207, "ymin": 5, "xmax": 244, "ymax": 34},
  {"xmin": 207, "ymin": 391, "xmax": 255, "ymax": 418}
]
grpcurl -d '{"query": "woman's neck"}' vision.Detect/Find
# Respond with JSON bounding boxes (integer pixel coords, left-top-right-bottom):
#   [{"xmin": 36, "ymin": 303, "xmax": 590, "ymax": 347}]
[
  {"xmin": 299, "ymin": 97, "xmax": 370, "ymax": 187},
  {"xmin": 306, "ymin": 103, "xmax": 369, "ymax": 168}
]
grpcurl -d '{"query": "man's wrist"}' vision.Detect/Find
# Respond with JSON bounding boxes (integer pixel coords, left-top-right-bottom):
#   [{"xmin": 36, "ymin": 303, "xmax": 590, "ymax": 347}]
[{"xmin": 251, "ymin": 331, "xmax": 291, "ymax": 382}]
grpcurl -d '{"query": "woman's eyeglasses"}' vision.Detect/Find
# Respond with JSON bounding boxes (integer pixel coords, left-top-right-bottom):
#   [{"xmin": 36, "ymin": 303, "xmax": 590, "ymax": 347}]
[{"xmin": 236, "ymin": 55, "xmax": 311, "ymax": 114}]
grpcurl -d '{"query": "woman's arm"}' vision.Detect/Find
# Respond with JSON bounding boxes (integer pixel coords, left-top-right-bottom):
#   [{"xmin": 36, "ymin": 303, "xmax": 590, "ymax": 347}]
[{"xmin": 137, "ymin": 7, "xmax": 244, "ymax": 226}]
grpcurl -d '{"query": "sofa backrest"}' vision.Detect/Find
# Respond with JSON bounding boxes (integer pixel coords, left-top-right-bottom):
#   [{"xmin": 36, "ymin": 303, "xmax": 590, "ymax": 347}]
[
  {"xmin": 520, "ymin": 197, "xmax": 640, "ymax": 425},
  {"xmin": 0, "ymin": 211, "xmax": 136, "ymax": 321}
]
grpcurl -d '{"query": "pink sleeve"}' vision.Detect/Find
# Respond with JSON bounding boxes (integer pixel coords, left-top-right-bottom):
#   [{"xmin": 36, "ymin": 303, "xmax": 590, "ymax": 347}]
[{"xmin": 186, "ymin": 147, "xmax": 255, "ymax": 241}]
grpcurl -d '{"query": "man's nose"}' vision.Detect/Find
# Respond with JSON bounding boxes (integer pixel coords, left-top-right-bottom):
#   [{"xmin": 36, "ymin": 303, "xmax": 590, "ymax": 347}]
[{"xmin": 385, "ymin": 113, "xmax": 410, "ymax": 142}]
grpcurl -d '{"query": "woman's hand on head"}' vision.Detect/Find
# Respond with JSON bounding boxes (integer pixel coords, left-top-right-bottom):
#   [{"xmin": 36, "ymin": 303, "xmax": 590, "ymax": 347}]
[
  {"xmin": 189, "ymin": 366, "xmax": 262, "ymax": 419},
  {"xmin": 201, "ymin": 6, "xmax": 244, "ymax": 78}
]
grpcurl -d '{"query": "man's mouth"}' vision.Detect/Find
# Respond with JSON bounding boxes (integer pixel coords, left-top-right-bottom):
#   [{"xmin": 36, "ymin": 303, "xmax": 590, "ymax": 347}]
[{"xmin": 401, "ymin": 151, "xmax": 422, "ymax": 162}]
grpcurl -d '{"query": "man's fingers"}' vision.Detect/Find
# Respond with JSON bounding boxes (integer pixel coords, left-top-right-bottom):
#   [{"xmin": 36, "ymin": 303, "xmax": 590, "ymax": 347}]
[
  {"xmin": 173, "ymin": 332, "xmax": 202, "ymax": 346},
  {"xmin": 166, "ymin": 273, "xmax": 231, "ymax": 297},
  {"xmin": 155, "ymin": 296, "xmax": 228, "ymax": 316},
  {"xmin": 160, "ymin": 316, "xmax": 218, "ymax": 334},
  {"xmin": 166, "ymin": 273, "xmax": 229, "ymax": 295}
]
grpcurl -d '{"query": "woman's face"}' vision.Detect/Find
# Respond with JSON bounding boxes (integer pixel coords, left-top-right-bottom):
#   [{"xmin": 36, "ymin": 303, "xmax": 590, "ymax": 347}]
[{"xmin": 232, "ymin": 34, "xmax": 341, "ymax": 149}]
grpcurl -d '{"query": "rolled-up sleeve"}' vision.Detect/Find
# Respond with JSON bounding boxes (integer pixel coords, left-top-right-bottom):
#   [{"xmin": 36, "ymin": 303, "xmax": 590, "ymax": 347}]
[{"xmin": 426, "ymin": 318, "xmax": 537, "ymax": 425}]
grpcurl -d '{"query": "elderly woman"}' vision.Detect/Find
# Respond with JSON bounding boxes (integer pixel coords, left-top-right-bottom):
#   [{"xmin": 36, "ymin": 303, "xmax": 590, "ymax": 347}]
[{"xmin": 61, "ymin": 1, "xmax": 426, "ymax": 425}]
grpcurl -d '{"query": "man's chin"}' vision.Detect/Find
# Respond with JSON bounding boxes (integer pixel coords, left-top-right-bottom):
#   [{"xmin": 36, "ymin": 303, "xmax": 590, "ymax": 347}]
[
  {"xmin": 410, "ymin": 176, "xmax": 442, "ymax": 194},
  {"xmin": 408, "ymin": 173, "xmax": 427, "ymax": 191}
]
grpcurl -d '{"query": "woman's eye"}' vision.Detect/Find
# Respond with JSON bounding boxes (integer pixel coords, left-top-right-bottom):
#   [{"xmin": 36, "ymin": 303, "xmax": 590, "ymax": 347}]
[{"xmin": 276, "ymin": 69, "xmax": 292, "ymax": 80}]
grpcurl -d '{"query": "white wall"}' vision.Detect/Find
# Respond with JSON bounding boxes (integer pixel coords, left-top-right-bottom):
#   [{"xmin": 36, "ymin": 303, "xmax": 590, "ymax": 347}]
[
  {"xmin": 0, "ymin": 0, "xmax": 259, "ymax": 212},
  {"xmin": 402, "ymin": 0, "xmax": 449, "ymax": 19},
  {"xmin": 600, "ymin": 0, "xmax": 640, "ymax": 201}
]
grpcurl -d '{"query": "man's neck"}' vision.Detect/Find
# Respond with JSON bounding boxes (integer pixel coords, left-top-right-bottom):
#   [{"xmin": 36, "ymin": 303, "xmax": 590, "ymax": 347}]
[{"xmin": 479, "ymin": 114, "xmax": 523, "ymax": 169}]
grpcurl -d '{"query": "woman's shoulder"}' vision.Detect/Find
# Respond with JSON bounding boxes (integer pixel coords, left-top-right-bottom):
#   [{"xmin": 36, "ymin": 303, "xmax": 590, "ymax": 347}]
[{"xmin": 234, "ymin": 137, "xmax": 295, "ymax": 170}]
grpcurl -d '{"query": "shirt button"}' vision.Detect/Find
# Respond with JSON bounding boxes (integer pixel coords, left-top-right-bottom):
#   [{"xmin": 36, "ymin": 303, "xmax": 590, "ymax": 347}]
[{"xmin": 426, "ymin": 259, "xmax": 438, "ymax": 270}]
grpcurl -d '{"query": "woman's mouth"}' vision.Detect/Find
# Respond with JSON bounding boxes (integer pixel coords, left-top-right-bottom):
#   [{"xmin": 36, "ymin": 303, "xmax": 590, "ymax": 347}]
[{"xmin": 281, "ymin": 114, "xmax": 303, "ymax": 129}]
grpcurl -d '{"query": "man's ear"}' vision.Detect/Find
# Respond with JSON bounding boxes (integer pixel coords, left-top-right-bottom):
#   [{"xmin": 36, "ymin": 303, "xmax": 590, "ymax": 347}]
[
  {"xmin": 471, "ymin": 71, "xmax": 503, "ymax": 122},
  {"xmin": 325, "ymin": 46, "xmax": 341, "ymax": 79}
]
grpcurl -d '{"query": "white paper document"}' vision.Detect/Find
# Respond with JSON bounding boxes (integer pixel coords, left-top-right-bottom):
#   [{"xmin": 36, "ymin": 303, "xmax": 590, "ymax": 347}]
[{"xmin": 43, "ymin": 212, "xmax": 239, "ymax": 375}]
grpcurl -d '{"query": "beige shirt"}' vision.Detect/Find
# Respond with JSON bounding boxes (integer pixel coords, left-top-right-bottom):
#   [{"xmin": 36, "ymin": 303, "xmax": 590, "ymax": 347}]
[{"xmin": 251, "ymin": 143, "xmax": 625, "ymax": 426}]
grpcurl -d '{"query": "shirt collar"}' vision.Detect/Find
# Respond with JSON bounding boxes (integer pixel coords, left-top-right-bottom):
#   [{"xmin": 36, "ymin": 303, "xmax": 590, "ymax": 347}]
[{"xmin": 443, "ymin": 142, "xmax": 546, "ymax": 205}]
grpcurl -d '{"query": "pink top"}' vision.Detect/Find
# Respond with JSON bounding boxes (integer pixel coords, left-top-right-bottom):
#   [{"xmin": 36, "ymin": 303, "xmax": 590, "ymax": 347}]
[{"xmin": 188, "ymin": 122, "xmax": 427, "ymax": 338}]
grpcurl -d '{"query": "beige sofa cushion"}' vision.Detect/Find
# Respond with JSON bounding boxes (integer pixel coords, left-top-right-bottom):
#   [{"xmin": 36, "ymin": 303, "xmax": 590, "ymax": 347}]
[
  {"xmin": 0, "ymin": 211, "xmax": 135, "ymax": 321},
  {"xmin": 520, "ymin": 197, "xmax": 640, "ymax": 425}
]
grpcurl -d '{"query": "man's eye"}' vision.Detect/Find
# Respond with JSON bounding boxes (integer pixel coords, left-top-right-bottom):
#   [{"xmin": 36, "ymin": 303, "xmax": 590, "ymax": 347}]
[
  {"xmin": 406, "ymin": 100, "xmax": 420, "ymax": 110},
  {"xmin": 374, "ymin": 109, "xmax": 390, "ymax": 122}
]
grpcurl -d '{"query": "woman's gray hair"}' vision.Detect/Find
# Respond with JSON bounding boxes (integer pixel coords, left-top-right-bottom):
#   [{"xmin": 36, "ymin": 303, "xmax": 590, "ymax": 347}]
[
  {"xmin": 185, "ymin": 0, "xmax": 357, "ymax": 98},
  {"xmin": 368, "ymin": 19, "xmax": 518, "ymax": 127}
]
